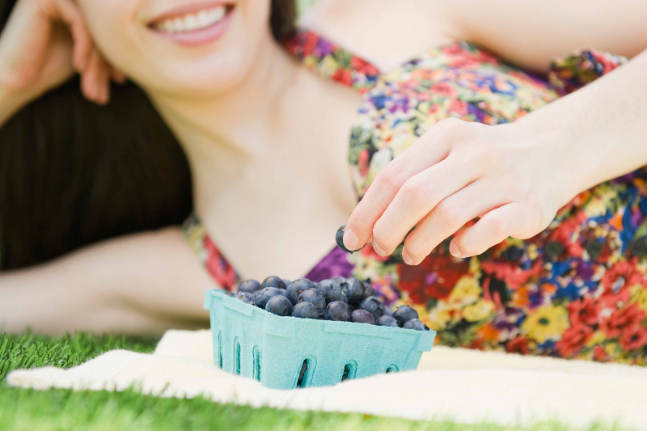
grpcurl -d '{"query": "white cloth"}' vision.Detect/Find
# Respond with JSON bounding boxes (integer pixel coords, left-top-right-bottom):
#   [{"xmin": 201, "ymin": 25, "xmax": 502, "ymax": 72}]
[{"xmin": 7, "ymin": 330, "xmax": 647, "ymax": 429}]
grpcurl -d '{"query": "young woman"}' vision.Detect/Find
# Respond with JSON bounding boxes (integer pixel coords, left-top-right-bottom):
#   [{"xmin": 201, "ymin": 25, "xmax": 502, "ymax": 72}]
[{"xmin": 1, "ymin": 0, "xmax": 647, "ymax": 364}]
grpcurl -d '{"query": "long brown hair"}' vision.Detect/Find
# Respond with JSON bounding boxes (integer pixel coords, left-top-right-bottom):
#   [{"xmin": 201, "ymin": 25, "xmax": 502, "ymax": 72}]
[{"xmin": 0, "ymin": 0, "xmax": 296, "ymax": 270}]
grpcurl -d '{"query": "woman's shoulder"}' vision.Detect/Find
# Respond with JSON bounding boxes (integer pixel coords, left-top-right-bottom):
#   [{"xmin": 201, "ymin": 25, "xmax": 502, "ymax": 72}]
[{"xmin": 297, "ymin": 0, "xmax": 459, "ymax": 72}]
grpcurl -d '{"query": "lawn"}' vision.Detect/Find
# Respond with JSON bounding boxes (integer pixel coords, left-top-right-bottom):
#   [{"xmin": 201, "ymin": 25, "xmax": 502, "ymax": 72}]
[{"xmin": 0, "ymin": 331, "xmax": 632, "ymax": 431}]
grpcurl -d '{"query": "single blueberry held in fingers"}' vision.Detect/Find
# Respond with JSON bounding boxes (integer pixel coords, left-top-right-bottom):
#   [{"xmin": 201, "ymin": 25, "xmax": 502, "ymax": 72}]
[
  {"xmin": 342, "ymin": 278, "xmax": 365, "ymax": 304},
  {"xmin": 359, "ymin": 296, "xmax": 386, "ymax": 320},
  {"xmin": 324, "ymin": 301, "xmax": 352, "ymax": 321},
  {"xmin": 298, "ymin": 288, "xmax": 327, "ymax": 314},
  {"xmin": 317, "ymin": 279, "xmax": 344, "ymax": 303},
  {"xmin": 351, "ymin": 309, "xmax": 375, "ymax": 324},
  {"xmin": 286, "ymin": 279, "xmax": 315, "ymax": 305},
  {"xmin": 234, "ymin": 292, "xmax": 255, "ymax": 305},
  {"xmin": 261, "ymin": 276, "xmax": 286, "ymax": 290},
  {"xmin": 376, "ymin": 315, "xmax": 399, "ymax": 327},
  {"xmin": 403, "ymin": 318, "xmax": 428, "ymax": 331},
  {"xmin": 237, "ymin": 279, "xmax": 262, "ymax": 294},
  {"xmin": 362, "ymin": 282, "xmax": 376, "ymax": 299},
  {"xmin": 265, "ymin": 295, "xmax": 293, "ymax": 316},
  {"xmin": 393, "ymin": 306, "xmax": 419, "ymax": 326},
  {"xmin": 336, "ymin": 226, "xmax": 357, "ymax": 253},
  {"xmin": 254, "ymin": 287, "xmax": 285, "ymax": 309},
  {"xmin": 292, "ymin": 302, "xmax": 319, "ymax": 319}
]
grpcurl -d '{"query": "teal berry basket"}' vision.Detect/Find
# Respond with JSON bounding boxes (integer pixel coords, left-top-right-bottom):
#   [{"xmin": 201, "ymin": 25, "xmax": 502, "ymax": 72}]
[{"xmin": 204, "ymin": 289, "xmax": 436, "ymax": 390}]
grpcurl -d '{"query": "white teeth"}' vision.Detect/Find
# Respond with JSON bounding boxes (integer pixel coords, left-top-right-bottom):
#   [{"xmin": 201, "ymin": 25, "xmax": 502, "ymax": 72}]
[
  {"xmin": 197, "ymin": 10, "xmax": 210, "ymax": 26},
  {"xmin": 154, "ymin": 6, "xmax": 227, "ymax": 33}
]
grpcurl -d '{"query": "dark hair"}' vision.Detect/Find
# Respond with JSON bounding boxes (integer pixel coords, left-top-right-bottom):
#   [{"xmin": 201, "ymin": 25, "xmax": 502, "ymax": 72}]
[{"xmin": 0, "ymin": 0, "xmax": 296, "ymax": 270}]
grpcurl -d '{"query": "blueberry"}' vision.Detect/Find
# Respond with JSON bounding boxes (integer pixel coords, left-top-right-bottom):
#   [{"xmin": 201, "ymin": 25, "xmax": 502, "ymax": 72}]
[
  {"xmin": 324, "ymin": 301, "xmax": 352, "ymax": 322},
  {"xmin": 331, "ymin": 277, "xmax": 347, "ymax": 286},
  {"xmin": 351, "ymin": 309, "xmax": 375, "ymax": 324},
  {"xmin": 358, "ymin": 296, "xmax": 386, "ymax": 320},
  {"xmin": 342, "ymin": 278, "xmax": 365, "ymax": 304},
  {"xmin": 383, "ymin": 306, "xmax": 394, "ymax": 317},
  {"xmin": 254, "ymin": 287, "xmax": 285, "ymax": 309},
  {"xmin": 234, "ymin": 292, "xmax": 255, "ymax": 305},
  {"xmin": 286, "ymin": 279, "xmax": 315, "ymax": 305},
  {"xmin": 292, "ymin": 302, "xmax": 319, "ymax": 319},
  {"xmin": 362, "ymin": 282, "xmax": 376, "ymax": 299},
  {"xmin": 265, "ymin": 295, "xmax": 293, "ymax": 316},
  {"xmin": 376, "ymin": 315, "xmax": 399, "ymax": 327},
  {"xmin": 298, "ymin": 288, "xmax": 326, "ymax": 314},
  {"xmin": 317, "ymin": 279, "xmax": 344, "ymax": 303},
  {"xmin": 261, "ymin": 275, "xmax": 286, "ymax": 290},
  {"xmin": 336, "ymin": 226, "xmax": 353, "ymax": 253},
  {"xmin": 403, "ymin": 318, "xmax": 428, "ymax": 331},
  {"xmin": 393, "ymin": 306, "xmax": 419, "ymax": 326},
  {"xmin": 282, "ymin": 278, "xmax": 292, "ymax": 288},
  {"xmin": 237, "ymin": 279, "xmax": 262, "ymax": 294}
]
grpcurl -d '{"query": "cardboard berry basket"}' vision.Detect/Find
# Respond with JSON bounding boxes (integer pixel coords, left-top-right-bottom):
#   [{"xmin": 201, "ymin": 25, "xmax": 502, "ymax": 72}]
[{"xmin": 204, "ymin": 289, "xmax": 436, "ymax": 390}]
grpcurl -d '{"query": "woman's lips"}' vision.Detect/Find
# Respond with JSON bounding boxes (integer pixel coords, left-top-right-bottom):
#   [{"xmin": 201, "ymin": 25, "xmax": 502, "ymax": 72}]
[{"xmin": 148, "ymin": 3, "xmax": 234, "ymax": 47}]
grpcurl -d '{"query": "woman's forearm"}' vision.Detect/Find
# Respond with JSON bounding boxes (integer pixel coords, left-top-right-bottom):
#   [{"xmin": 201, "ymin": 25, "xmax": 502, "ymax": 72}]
[
  {"xmin": 515, "ymin": 48, "xmax": 647, "ymax": 204},
  {"xmin": 0, "ymin": 228, "xmax": 214, "ymax": 336}
]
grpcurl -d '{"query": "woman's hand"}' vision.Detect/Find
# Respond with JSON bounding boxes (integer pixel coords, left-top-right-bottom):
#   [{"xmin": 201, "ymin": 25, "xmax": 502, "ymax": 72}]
[
  {"xmin": 343, "ymin": 117, "xmax": 582, "ymax": 264},
  {"xmin": 0, "ymin": 0, "xmax": 123, "ymax": 111}
]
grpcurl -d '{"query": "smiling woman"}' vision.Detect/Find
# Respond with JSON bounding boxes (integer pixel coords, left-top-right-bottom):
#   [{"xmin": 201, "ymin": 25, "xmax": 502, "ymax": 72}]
[
  {"xmin": 0, "ymin": 0, "xmax": 295, "ymax": 271},
  {"xmin": 1, "ymin": 0, "xmax": 647, "ymax": 365}
]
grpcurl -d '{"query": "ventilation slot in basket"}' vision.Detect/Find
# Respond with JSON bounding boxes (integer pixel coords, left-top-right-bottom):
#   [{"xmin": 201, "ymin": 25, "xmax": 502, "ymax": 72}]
[
  {"xmin": 252, "ymin": 346, "xmax": 261, "ymax": 381},
  {"xmin": 341, "ymin": 361, "xmax": 357, "ymax": 381},
  {"xmin": 217, "ymin": 332, "xmax": 223, "ymax": 368},
  {"xmin": 296, "ymin": 358, "xmax": 315, "ymax": 388},
  {"xmin": 385, "ymin": 365, "xmax": 399, "ymax": 373},
  {"xmin": 233, "ymin": 338, "xmax": 241, "ymax": 375}
]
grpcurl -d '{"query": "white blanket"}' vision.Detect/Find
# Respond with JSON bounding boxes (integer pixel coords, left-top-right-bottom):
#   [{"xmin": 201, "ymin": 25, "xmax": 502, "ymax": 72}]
[{"xmin": 7, "ymin": 330, "xmax": 647, "ymax": 429}]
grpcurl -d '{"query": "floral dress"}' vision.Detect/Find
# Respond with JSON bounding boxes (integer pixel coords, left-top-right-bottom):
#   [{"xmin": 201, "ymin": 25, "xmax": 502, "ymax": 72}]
[{"xmin": 184, "ymin": 29, "xmax": 647, "ymax": 365}]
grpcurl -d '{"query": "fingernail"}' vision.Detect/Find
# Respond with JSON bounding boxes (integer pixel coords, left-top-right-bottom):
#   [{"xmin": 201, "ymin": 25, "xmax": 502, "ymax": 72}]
[
  {"xmin": 402, "ymin": 249, "xmax": 414, "ymax": 265},
  {"xmin": 449, "ymin": 242, "xmax": 461, "ymax": 258},
  {"xmin": 343, "ymin": 228, "xmax": 360, "ymax": 251},
  {"xmin": 372, "ymin": 242, "xmax": 387, "ymax": 257}
]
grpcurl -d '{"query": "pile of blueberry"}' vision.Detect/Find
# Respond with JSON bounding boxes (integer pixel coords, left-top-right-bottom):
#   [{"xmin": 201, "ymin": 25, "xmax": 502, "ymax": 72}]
[{"xmin": 232, "ymin": 275, "xmax": 429, "ymax": 331}]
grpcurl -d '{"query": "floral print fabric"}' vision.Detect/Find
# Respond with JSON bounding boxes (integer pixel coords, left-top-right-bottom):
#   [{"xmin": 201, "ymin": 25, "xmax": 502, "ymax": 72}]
[{"xmin": 184, "ymin": 29, "xmax": 647, "ymax": 365}]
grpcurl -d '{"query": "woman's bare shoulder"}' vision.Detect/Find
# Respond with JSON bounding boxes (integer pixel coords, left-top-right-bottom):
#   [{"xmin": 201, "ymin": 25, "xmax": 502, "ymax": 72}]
[{"xmin": 298, "ymin": 0, "xmax": 458, "ymax": 71}]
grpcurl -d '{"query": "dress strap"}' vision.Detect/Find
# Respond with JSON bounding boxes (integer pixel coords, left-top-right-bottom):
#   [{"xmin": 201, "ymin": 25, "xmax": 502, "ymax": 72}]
[
  {"xmin": 183, "ymin": 213, "xmax": 240, "ymax": 291},
  {"xmin": 282, "ymin": 29, "xmax": 380, "ymax": 94}
]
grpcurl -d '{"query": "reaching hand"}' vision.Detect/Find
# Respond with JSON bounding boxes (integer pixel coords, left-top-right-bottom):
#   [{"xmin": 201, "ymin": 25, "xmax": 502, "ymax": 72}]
[{"xmin": 343, "ymin": 118, "xmax": 578, "ymax": 264}]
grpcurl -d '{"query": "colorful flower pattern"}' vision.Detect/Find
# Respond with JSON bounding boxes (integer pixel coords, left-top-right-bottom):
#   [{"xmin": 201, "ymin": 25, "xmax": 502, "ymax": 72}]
[{"xmin": 184, "ymin": 30, "xmax": 647, "ymax": 364}]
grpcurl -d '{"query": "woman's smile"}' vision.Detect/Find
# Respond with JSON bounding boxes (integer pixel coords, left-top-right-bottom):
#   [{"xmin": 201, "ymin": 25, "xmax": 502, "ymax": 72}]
[{"xmin": 148, "ymin": 1, "xmax": 236, "ymax": 46}]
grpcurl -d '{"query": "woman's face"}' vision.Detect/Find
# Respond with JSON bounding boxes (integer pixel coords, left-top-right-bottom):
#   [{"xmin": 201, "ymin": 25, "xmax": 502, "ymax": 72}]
[{"xmin": 76, "ymin": 0, "xmax": 273, "ymax": 97}]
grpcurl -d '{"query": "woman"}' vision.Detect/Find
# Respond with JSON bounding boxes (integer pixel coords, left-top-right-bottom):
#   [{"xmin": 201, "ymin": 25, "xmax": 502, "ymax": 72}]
[{"xmin": 1, "ymin": 0, "xmax": 646, "ymax": 364}]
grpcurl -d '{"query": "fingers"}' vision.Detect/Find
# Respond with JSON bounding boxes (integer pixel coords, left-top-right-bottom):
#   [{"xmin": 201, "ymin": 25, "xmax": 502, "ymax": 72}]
[
  {"xmin": 343, "ymin": 120, "xmax": 462, "ymax": 252},
  {"xmin": 450, "ymin": 202, "xmax": 542, "ymax": 258},
  {"xmin": 371, "ymin": 154, "xmax": 479, "ymax": 257},
  {"xmin": 50, "ymin": 0, "xmax": 92, "ymax": 71},
  {"xmin": 51, "ymin": 0, "xmax": 117, "ymax": 103},
  {"xmin": 402, "ymin": 180, "xmax": 507, "ymax": 264},
  {"xmin": 110, "ymin": 66, "xmax": 126, "ymax": 84},
  {"xmin": 80, "ymin": 48, "xmax": 110, "ymax": 104}
]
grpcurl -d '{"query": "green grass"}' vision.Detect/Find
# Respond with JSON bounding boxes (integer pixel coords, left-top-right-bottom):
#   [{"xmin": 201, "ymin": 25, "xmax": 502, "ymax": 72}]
[{"xmin": 0, "ymin": 332, "xmax": 632, "ymax": 431}]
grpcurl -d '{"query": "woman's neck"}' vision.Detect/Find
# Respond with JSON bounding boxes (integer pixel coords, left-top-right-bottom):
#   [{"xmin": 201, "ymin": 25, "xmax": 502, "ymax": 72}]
[
  {"xmin": 149, "ymin": 38, "xmax": 295, "ymax": 160},
  {"xmin": 143, "ymin": 37, "xmax": 362, "ymax": 279}
]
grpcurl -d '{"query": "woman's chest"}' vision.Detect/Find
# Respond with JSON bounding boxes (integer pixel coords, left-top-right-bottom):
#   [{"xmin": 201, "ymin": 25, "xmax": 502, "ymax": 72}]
[{"xmin": 199, "ymin": 84, "xmax": 360, "ymax": 281}]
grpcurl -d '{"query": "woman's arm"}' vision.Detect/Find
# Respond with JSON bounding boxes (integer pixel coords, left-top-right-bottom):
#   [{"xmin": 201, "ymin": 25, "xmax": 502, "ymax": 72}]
[
  {"xmin": 445, "ymin": 0, "xmax": 647, "ymax": 71},
  {"xmin": 342, "ymin": 47, "xmax": 647, "ymax": 263},
  {"xmin": 0, "ymin": 227, "xmax": 215, "ymax": 336}
]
